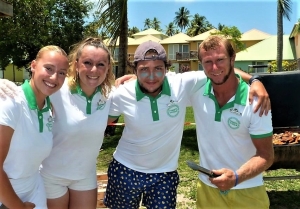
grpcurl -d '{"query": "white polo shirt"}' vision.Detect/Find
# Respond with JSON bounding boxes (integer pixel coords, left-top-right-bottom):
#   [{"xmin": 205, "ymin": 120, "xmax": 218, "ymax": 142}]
[
  {"xmin": 0, "ymin": 80, "xmax": 53, "ymax": 193},
  {"xmin": 41, "ymin": 81, "xmax": 112, "ymax": 179},
  {"xmin": 109, "ymin": 71, "xmax": 207, "ymax": 173},
  {"xmin": 190, "ymin": 75, "xmax": 273, "ymax": 189}
]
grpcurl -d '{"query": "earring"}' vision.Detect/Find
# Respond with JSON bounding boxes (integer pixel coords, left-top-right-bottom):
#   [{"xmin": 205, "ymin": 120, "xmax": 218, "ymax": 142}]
[{"xmin": 76, "ymin": 71, "xmax": 79, "ymax": 82}]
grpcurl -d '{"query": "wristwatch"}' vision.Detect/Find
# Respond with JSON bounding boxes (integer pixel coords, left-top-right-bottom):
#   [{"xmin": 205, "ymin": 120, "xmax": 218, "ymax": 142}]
[{"xmin": 249, "ymin": 75, "xmax": 262, "ymax": 85}]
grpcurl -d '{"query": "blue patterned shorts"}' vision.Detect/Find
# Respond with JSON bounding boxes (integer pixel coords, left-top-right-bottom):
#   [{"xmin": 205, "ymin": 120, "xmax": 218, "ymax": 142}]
[{"xmin": 104, "ymin": 158, "xmax": 180, "ymax": 209}]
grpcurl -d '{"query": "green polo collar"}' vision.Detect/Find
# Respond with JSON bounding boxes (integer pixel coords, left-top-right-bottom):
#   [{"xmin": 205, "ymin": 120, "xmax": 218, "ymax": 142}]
[
  {"xmin": 203, "ymin": 74, "xmax": 248, "ymax": 105},
  {"xmin": 70, "ymin": 82, "xmax": 101, "ymax": 114},
  {"xmin": 203, "ymin": 74, "xmax": 248, "ymax": 121},
  {"xmin": 22, "ymin": 80, "xmax": 51, "ymax": 132},
  {"xmin": 70, "ymin": 82, "xmax": 101, "ymax": 96},
  {"xmin": 135, "ymin": 77, "xmax": 171, "ymax": 101}
]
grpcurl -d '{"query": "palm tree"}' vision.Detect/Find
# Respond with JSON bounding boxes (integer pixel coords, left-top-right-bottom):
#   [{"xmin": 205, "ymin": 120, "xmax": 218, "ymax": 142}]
[
  {"xmin": 152, "ymin": 17, "xmax": 161, "ymax": 31},
  {"xmin": 99, "ymin": 31, "xmax": 109, "ymax": 40},
  {"xmin": 128, "ymin": 26, "xmax": 139, "ymax": 38},
  {"xmin": 277, "ymin": 0, "xmax": 292, "ymax": 71},
  {"xmin": 175, "ymin": 29, "xmax": 180, "ymax": 34},
  {"xmin": 186, "ymin": 14, "xmax": 213, "ymax": 37},
  {"xmin": 144, "ymin": 18, "xmax": 152, "ymax": 30},
  {"xmin": 97, "ymin": 0, "xmax": 128, "ymax": 78},
  {"xmin": 217, "ymin": 23, "xmax": 226, "ymax": 31},
  {"xmin": 165, "ymin": 22, "xmax": 175, "ymax": 36},
  {"xmin": 174, "ymin": 7, "xmax": 190, "ymax": 32}
]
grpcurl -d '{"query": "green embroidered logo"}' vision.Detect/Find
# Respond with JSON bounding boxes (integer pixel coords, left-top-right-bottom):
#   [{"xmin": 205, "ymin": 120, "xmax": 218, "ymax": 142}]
[
  {"xmin": 228, "ymin": 117, "xmax": 240, "ymax": 129},
  {"xmin": 97, "ymin": 103, "xmax": 106, "ymax": 110},
  {"xmin": 46, "ymin": 122, "xmax": 53, "ymax": 131},
  {"xmin": 46, "ymin": 116, "xmax": 54, "ymax": 131},
  {"xmin": 97, "ymin": 99, "xmax": 106, "ymax": 110},
  {"xmin": 167, "ymin": 104, "xmax": 179, "ymax": 117}
]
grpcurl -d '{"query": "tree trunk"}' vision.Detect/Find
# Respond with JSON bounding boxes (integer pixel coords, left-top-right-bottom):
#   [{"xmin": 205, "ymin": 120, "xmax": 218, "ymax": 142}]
[
  {"xmin": 277, "ymin": 2, "xmax": 283, "ymax": 72},
  {"xmin": 117, "ymin": 2, "xmax": 128, "ymax": 78}
]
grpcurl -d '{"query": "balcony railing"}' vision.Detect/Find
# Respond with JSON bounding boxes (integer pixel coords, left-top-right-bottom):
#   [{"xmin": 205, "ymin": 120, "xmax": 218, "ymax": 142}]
[
  {"xmin": 113, "ymin": 54, "xmax": 118, "ymax": 61},
  {"xmin": 128, "ymin": 53, "xmax": 134, "ymax": 62},
  {"xmin": 113, "ymin": 53, "xmax": 135, "ymax": 62},
  {"xmin": 176, "ymin": 50, "xmax": 198, "ymax": 61}
]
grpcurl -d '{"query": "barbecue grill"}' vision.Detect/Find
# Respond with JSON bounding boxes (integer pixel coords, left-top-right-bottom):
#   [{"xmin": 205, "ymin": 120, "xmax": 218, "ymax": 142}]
[{"xmin": 258, "ymin": 71, "xmax": 300, "ymax": 180}]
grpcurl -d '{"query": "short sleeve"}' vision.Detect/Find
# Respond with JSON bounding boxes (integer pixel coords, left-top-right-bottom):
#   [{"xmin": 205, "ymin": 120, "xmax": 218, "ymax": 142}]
[
  {"xmin": 248, "ymin": 98, "xmax": 273, "ymax": 138},
  {"xmin": 108, "ymin": 86, "xmax": 123, "ymax": 118}
]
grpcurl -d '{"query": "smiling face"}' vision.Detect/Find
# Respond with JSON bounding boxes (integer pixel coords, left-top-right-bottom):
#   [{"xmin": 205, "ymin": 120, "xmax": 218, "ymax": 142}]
[
  {"xmin": 200, "ymin": 44, "xmax": 235, "ymax": 85},
  {"xmin": 135, "ymin": 53, "xmax": 166, "ymax": 97},
  {"xmin": 199, "ymin": 36, "xmax": 236, "ymax": 86},
  {"xmin": 76, "ymin": 45, "xmax": 110, "ymax": 96},
  {"xmin": 30, "ymin": 49, "xmax": 68, "ymax": 100}
]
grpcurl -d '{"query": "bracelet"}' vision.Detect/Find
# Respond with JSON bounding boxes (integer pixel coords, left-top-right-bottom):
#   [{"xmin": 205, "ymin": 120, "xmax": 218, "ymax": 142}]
[
  {"xmin": 249, "ymin": 75, "xmax": 262, "ymax": 85},
  {"xmin": 250, "ymin": 78, "xmax": 260, "ymax": 84},
  {"xmin": 234, "ymin": 171, "xmax": 239, "ymax": 187}
]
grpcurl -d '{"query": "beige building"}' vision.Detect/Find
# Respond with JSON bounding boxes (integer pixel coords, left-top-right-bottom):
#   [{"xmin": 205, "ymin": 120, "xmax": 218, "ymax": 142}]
[
  {"xmin": 106, "ymin": 27, "xmax": 277, "ymax": 74},
  {"xmin": 290, "ymin": 22, "xmax": 300, "ymax": 69}
]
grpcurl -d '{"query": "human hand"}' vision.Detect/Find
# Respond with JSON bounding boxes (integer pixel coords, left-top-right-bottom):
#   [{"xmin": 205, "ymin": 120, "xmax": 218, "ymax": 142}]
[
  {"xmin": 0, "ymin": 79, "xmax": 18, "ymax": 99},
  {"xmin": 23, "ymin": 202, "xmax": 36, "ymax": 209},
  {"xmin": 115, "ymin": 74, "xmax": 137, "ymax": 88},
  {"xmin": 22, "ymin": 202, "xmax": 36, "ymax": 209},
  {"xmin": 249, "ymin": 81, "xmax": 270, "ymax": 116},
  {"xmin": 209, "ymin": 168, "xmax": 236, "ymax": 191},
  {"xmin": 3, "ymin": 202, "xmax": 36, "ymax": 209}
]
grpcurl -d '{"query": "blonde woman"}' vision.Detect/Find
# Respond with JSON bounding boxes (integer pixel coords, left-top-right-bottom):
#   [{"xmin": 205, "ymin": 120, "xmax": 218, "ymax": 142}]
[
  {"xmin": 0, "ymin": 46, "xmax": 68, "ymax": 209},
  {"xmin": 40, "ymin": 37, "xmax": 115, "ymax": 209}
]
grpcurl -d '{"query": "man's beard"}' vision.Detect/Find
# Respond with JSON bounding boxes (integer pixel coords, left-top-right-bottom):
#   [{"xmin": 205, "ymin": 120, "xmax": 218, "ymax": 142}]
[
  {"xmin": 138, "ymin": 82, "xmax": 162, "ymax": 95},
  {"xmin": 211, "ymin": 64, "xmax": 233, "ymax": 86}
]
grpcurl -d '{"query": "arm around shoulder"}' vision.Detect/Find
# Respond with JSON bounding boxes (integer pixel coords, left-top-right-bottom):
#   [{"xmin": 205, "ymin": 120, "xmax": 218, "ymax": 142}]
[{"xmin": 0, "ymin": 79, "xmax": 19, "ymax": 99}]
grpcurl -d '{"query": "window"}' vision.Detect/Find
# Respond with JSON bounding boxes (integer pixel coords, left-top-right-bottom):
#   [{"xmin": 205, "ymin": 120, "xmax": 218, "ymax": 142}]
[
  {"xmin": 179, "ymin": 44, "xmax": 189, "ymax": 60},
  {"xmin": 198, "ymin": 64, "xmax": 204, "ymax": 71},
  {"xmin": 168, "ymin": 44, "xmax": 179, "ymax": 60},
  {"xmin": 113, "ymin": 47, "xmax": 119, "ymax": 61},
  {"xmin": 251, "ymin": 61, "xmax": 267, "ymax": 73}
]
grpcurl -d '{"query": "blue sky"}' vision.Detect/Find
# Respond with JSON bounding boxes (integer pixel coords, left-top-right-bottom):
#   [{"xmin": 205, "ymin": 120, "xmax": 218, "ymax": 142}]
[{"xmin": 127, "ymin": 0, "xmax": 299, "ymax": 35}]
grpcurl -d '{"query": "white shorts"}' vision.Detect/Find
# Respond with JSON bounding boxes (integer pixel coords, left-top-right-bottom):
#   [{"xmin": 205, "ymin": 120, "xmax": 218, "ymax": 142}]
[
  {"xmin": 41, "ymin": 171, "xmax": 97, "ymax": 199},
  {"xmin": 0, "ymin": 172, "xmax": 47, "ymax": 209}
]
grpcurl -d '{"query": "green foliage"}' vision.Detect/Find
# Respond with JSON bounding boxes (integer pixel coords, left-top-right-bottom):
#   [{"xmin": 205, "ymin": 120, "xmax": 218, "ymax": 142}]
[
  {"xmin": 174, "ymin": 6, "xmax": 190, "ymax": 32},
  {"xmin": 212, "ymin": 26, "xmax": 245, "ymax": 51},
  {"xmin": 278, "ymin": 0, "xmax": 292, "ymax": 21},
  {"xmin": 142, "ymin": 17, "xmax": 162, "ymax": 32},
  {"xmin": 165, "ymin": 22, "xmax": 176, "ymax": 36},
  {"xmin": 0, "ymin": 0, "xmax": 92, "ymax": 69},
  {"xmin": 217, "ymin": 23, "xmax": 226, "ymax": 31},
  {"xmin": 186, "ymin": 14, "xmax": 214, "ymax": 37},
  {"xmin": 169, "ymin": 66, "xmax": 175, "ymax": 72},
  {"xmin": 96, "ymin": 0, "xmax": 128, "ymax": 77},
  {"xmin": 269, "ymin": 60, "xmax": 297, "ymax": 72},
  {"xmin": 128, "ymin": 26, "xmax": 140, "ymax": 38},
  {"xmin": 83, "ymin": 12, "xmax": 106, "ymax": 38},
  {"xmin": 151, "ymin": 17, "xmax": 162, "ymax": 32},
  {"xmin": 144, "ymin": 18, "xmax": 152, "ymax": 30}
]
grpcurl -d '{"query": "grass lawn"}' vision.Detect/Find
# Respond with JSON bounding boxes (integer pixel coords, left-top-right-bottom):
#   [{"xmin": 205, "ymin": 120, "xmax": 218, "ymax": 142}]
[{"xmin": 97, "ymin": 107, "xmax": 300, "ymax": 209}]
